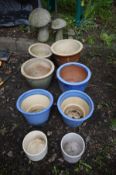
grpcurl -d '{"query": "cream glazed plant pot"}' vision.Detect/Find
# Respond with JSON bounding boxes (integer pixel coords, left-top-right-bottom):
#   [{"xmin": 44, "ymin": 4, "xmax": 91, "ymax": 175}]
[
  {"xmin": 21, "ymin": 58, "xmax": 55, "ymax": 89},
  {"xmin": 28, "ymin": 43, "xmax": 52, "ymax": 59}
]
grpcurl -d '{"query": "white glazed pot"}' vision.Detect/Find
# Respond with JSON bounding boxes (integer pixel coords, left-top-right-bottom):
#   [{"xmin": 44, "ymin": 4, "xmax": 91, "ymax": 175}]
[
  {"xmin": 22, "ymin": 130, "xmax": 48, "ymax": 161},
  {"xmin": 61, "ymin": 133, "xmax": 85, "ymax": 163}
]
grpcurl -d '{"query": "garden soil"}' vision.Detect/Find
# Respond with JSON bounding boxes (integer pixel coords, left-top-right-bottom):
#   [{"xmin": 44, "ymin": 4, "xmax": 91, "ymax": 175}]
[{"xmin": 0, "ymin": 48, "xmax": 116, "ymax": 175}]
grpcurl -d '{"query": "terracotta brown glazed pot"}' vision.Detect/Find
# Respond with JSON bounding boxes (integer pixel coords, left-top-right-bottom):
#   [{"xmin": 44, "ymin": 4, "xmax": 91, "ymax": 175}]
[{"xmin": 51, "ymin": 39, "xmax": 83, "ymax": 65}]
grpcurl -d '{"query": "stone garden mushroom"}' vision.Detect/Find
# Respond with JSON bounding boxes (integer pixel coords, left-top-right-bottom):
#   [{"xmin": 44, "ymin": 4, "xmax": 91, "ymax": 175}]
[
  {"xmin": 51, "ymin": 18, "xmax": 66, "ymax": 41},
  {"xmin": 68, "ymin": 29, "xmax": 75, "ymax": 39},
  {"xmin": 29, "ymin": 8, "xmax": 51, "ymax": 42}
]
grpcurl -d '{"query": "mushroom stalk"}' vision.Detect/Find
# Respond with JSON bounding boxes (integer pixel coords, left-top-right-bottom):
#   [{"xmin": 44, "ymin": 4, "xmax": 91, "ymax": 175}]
[
  {"xmin": 55, "ymin": 29, "xmax": 63, "ymax": 41},
  {"xmin": 38, "ymin": 26, "xmax": 49, "ymax": 42}
]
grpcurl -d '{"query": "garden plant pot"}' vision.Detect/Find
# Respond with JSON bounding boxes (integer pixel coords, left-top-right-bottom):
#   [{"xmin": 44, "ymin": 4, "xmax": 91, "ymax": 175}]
[
  {"xmin": 51, "ymin": 39, "xmax": 83, "ymax": 65},
  {"xmin": 57, "ymin": 90, "xmax": 94, "ymax": 127},
  {"xmin": 61, "ymin": 133, "xmax": 85, "ymax": 163},
  {"xmin": 16, "ymin": 89, "xmax": 53, "ymax": 125},
  {"xmin": 22, "ymin": 130, "xmax": 48, "ymax": 161},
  {"xmin": 56, "ymin": 62, "xmax": 91, "ymax": 92},
  {"xmin": 28, "ymin": 43, "xmax": 52, "ymax": 59},
  {"xmin": 21, "ymin": 58, "xmax": 55, "ymax": 88}
]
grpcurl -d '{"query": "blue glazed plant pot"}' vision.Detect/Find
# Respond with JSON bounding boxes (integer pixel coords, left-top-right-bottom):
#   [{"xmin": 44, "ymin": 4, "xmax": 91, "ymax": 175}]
[
  {"xmin": 16, "ymin": 89, "xmax": 53, "ymax": 125},
  {"xmin": 57, "ymin": 90, "xmax": 94, "ymax": 128},
  {"xmin": 56, "ymin": 62, "xmax": 91, "ymax": 92}
]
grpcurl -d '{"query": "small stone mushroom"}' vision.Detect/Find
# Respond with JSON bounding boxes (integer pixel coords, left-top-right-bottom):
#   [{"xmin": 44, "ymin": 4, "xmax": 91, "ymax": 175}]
[
  {"xmin": 68, "ymin": 29, "xmax": 75, "ymax": 39},
  {"xmin": 29, "ymin": 8, "xmax": 51, "ymax": 42},
  {"xmin": 51, "ymin": 18, "xmax": 66, "ymax": 41}
]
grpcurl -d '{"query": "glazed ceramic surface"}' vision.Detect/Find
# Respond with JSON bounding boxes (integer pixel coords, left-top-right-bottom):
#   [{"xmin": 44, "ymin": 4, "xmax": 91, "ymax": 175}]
[
  {"xmin": 22, "ymin": 130, "xmax": 48, "ymax": 161},
  {"xmin": 56, "ymin": 62, "xmax": 91, "ymax": 92},
  {"xmin": 60, "ymin": 65, "xmax": 87, "ymax": 82},
  {"xmin": 61, "ymin": 133, "xmax": 85, "ymax": 163},
  {"xmin": 21, "ymin": 94, "xmax": 50, "ymax": 113},
  {"xmin": 57, "ymin": 90, "xmax": 94, "ymax": 127},
  {"xmin": 28, "ymin": 43, "xmax": 52, "ymax": 58},
  {"xmin": 51, "ymin": 39, "xmax": 83, "ymax": 65},
  {"xmin": 21, "ymin": 58, "xmax": 55, "ymax": 89},
  {"xmin": 61, "ymin": 97, "xmax": 90, "ymax": 119},
  {"xmin": 16, "ymin": 89, "xmax": 54, "ymax": 125}
]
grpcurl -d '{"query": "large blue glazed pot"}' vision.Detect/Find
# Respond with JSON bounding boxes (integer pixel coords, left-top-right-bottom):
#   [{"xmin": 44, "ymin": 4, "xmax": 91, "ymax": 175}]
[
  {"xmin": 57, "ymin": 90, "xmax": 94, "ymax": 128},
  {"xmin": 56, "ymin": 62, "xmax": 91, "ymax": 92},
  {"xmin": 16, "ymin": 89, "xmax": 53, "ymax": 125}
]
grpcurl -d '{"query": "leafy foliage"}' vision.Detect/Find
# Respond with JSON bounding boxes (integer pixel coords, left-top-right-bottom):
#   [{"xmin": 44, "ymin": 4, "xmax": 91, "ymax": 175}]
[
  {"xmin": 84, "ymin": 0, "xmax": 113, "ymax": 20},
  {"xmin": 100, "ymin": 32, "xmax": 116, "ymax": 47}
]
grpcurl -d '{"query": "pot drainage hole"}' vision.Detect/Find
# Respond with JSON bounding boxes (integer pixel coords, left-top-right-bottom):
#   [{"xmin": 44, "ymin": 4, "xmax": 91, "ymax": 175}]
[{"xmin": 64, "ymin": 105, "xmax": 84, "ymax": 119}]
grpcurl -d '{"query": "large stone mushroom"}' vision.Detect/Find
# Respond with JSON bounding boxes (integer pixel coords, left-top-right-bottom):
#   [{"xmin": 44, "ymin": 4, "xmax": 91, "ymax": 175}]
[
  {"xmin": 29, "ymin": 8, "xmax": 51, "ymax": 42},
  {"xmin": 51, "ymin": 18, "xmax": 66, "ymax": 41}
]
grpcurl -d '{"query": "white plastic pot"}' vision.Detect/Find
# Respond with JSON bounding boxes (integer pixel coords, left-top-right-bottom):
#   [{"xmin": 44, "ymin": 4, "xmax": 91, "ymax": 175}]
[
  {"xmin": 61, "ymin": 133, "xmax": 85, "ymax": 163},
  {"xmin": 22, "ymin": 130, "xmax": 48, "ymax": 161}
]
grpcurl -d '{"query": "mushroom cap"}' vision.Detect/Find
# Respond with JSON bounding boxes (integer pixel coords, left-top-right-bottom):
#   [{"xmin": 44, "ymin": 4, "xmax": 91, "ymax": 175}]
[
  {"xmin": 51, "ymin": 18, "xmax": 67, "ymax": 30},
  {"xmin": 29, "ymin": 8, "xmax": 51, "ymax": 28}
]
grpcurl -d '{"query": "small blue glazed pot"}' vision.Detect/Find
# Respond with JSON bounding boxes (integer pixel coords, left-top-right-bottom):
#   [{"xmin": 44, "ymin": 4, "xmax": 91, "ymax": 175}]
[
  {"xmin": 56, "ymin": 62, "xmax": 91, "ymax": 92},
  {"xmin": 57, "ymin": 90, "xmax": 94, "ymax": 127},
  {"xmin": 16, "ymin": 89, "xmax": 53, "ymax": 125}
]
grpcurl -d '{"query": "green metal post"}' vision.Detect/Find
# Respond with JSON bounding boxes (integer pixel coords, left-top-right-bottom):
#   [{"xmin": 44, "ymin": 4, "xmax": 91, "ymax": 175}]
[
  {"xmin": 76, "ymin": 0, "xmax": 81, "ymax": 25},
  {"xmin": 76, "ymin": 0, "xmax": 83, "ymax": 26},
  {"xmin": 48, "ymin": 0, "xmax": 55, "ymax": 11}
]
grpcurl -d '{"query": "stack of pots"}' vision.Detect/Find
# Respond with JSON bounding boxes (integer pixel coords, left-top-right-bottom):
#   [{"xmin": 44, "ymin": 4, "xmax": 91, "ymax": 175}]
[{"xmin": 16, "ymin": 39, "xmax": 94, "ymax": 163}]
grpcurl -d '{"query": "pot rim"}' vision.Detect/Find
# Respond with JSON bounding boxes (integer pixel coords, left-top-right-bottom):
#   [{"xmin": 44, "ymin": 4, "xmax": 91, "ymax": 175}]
[
  {"xmin": 51, "ymin": 39, "xmax": 83, "ymax": 56},
  {"xmin": 28, "ymin": 43, "xmax": 52, "ymax": 58},
  {"xmin": 57, "ymin": 90, "xmax": 94, "ymax": 122},
  {"xmin": 61, "ymin": 132, "xmax": 85, "ymax": 158},
  {"xmin": 56, "ymin": 62, "xmax": 91, "ymax": 85},
  {"xmin": 21, "ymin": 58, "xmax": 55, "ymax": 80},
  {"xmin": 22, "ymin": 130, "xmax": 47, "ymax": 156},
  {"xmin": 16, "ymin": 89, "xmax": 54, "ymax": 116}
]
